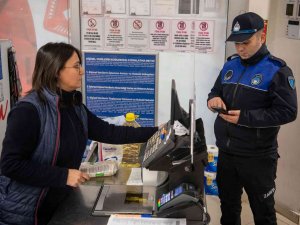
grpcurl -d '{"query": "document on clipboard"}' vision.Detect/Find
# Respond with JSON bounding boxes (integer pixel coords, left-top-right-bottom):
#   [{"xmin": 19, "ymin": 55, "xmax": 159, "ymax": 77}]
[{"xmin": 107, "ymin": 214, "xmax": 186, "ymax": 225}]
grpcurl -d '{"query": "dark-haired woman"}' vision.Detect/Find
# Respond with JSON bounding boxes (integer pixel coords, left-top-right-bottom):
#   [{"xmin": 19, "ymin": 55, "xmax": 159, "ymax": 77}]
[{"xmin": 0, "ymin": 42, "xmax": 157, "ymax": 225}]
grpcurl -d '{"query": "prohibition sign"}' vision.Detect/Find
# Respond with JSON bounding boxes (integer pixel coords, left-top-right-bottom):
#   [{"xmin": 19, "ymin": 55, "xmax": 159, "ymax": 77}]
[
  {"xmin": 133, "ymin": 20, "xmax": 142, "ymax": 30},
  {"xmin": 200, "ymin": 22, "xmax": 208, "ymax": 31},
  {"xmin": 88, "ymin": 18, "xmax": 97, "ymax": 28},
  {"xmin": 156, "ymin": 20, "xmax": 164, "ymax": 30},
  {"xmin": 110, "ymin": 19, "xmax": 119, "ymax": 28},
  {"xmin": 177, "ymin": 21, "xmax": 186, "ymax": 30}
]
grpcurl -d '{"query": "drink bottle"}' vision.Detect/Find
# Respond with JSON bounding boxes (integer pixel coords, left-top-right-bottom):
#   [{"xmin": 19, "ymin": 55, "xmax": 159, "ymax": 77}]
[{"xmin": 121, "ymin": 112, "xmax": 141, "ymax": 167}]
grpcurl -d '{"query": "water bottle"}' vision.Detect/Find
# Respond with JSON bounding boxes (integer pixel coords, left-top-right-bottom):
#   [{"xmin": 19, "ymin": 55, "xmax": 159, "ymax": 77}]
[{"xmin": 121, "ymin": 112, "xmax": 141, "ymax": 168}]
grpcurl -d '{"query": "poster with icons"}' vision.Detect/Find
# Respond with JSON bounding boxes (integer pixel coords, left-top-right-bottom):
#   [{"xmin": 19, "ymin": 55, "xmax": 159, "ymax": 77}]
[
  {"xmin": 149, "ymin": 19, "xmax": 171, "ymax": 50},
  {"xmin": 127, "ymin": 18, "xmax": 149, "ymax": 49},
  {"xmin": 82, "ymin": 16, "xmax": 104, "ymax": 50},
  {"xmin": 194, "ymin": 20, "xmax": 214, "ymax": 52},
  {"xmin": 104, "ymin": 18, "xmax": 126, "ymax": 49},
  {"xmin": 171, "ymin": 19, "xmax": 194, "ymax": 51}
]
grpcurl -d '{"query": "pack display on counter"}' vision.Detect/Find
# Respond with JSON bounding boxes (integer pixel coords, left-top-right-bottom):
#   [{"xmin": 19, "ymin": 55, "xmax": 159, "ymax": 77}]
[
  {"xmin": 205, "ymin": 145, "xmax": 218, "ymax": 172},
  {"xmin": 98, "ymin": 143, "xmax": 123, "ymax": 165},
  {"xmin": 204, "ymin": 171, "xmax": 219, "ymax": 196},
  {"xmin": 79, "ymin": 161, "xmax": 118, "ymax": 177},
  {"xmin": 97, "ymin": 115, "xmax": 126, "ymax": 165}
]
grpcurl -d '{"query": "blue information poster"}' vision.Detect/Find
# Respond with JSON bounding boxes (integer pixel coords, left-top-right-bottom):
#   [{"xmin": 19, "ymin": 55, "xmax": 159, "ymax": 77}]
[{"xmin": 84, "ymin": 53, "xmax": 156, "ymax": 127}]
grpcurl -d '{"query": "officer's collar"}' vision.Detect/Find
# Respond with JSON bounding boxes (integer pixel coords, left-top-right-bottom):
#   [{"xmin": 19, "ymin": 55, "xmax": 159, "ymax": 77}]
[{"xmin": 241, "ymin": 44, "xmax": 269, "ymax": 66}]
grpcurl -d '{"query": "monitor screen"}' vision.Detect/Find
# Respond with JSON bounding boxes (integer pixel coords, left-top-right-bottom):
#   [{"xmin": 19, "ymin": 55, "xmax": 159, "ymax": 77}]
[{"xmin": 170, "ymin": 79, "xmax": 190, "ymax": 128}]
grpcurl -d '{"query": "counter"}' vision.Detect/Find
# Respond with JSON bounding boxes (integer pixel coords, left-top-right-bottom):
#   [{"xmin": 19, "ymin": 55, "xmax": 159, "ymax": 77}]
[
  {"xmin": 49, "ymin": 167, "xmax": 132, "ymax": 225},
  {"xmin": 49, "ymin": 167, "xmax": 208, "ymax": 225}
]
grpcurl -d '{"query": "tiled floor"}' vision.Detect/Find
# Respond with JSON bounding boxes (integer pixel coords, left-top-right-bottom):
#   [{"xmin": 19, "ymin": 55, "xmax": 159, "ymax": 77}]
[{"xmin": 206, "ymin": 195, "xmax": 298, "ymax": 225}]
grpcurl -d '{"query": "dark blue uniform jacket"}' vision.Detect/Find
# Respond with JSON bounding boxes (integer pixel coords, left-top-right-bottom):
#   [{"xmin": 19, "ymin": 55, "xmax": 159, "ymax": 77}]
[{"xmin": 208, "ymin": 45, "xmax": 297, "ymax": 156}]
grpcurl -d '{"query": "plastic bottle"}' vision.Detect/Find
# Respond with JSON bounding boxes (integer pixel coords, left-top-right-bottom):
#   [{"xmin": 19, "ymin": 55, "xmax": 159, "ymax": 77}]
[{"xmin": 121, "ymin": 112, "xmax": 142, "ymax": 168}]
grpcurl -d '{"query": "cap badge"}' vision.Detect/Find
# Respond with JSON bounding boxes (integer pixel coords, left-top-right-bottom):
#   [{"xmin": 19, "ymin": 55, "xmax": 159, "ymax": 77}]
[
  {"xmin": 224, "ymin": 70, "xmax": 233, "ymax": 81},
  {"xmin": 233, "ymin": 22, "xmax": 240, "ymax": 32},
  {"xmin": 288, "ymin": 76, "xmax": 296, "ymax": 89},
  {"xmin": 251, "ymin": 74, "xmax": 262, "ymax": 86}
]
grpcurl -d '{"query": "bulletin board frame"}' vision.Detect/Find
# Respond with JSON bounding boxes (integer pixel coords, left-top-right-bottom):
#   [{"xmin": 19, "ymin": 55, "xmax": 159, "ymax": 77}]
[{"xmin": 82, "ymin": 51, "xmax": 158, "ymax": 127}]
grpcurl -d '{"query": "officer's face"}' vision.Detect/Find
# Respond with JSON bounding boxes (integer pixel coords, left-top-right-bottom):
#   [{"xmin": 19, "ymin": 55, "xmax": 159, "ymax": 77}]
[{"xmin": 234, "ymin": 31, "xmax": 266, "ymax": 59}]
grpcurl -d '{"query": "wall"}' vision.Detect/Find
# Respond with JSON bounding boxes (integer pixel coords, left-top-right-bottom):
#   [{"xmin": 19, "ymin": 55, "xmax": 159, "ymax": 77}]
[
  {"xmin": 267, "ymin": 0, "xmax": 300, "ymax": 219},
  {"xmin": 156, "ymin": 1, "xmax": 229, "ymax": 146},
  {"xmin": 225, "ymin": 0, "xmax": 249, "ymax": 58}
]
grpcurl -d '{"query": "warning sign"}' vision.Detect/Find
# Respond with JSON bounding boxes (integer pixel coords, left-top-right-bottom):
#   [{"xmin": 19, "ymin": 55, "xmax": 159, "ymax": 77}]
[
  {"xmin": 127, "ymin": 18, "xmax": 149, "ymax": 49},
  {"xmin": 104, "ymin": 18, "xmax": 126, "ymax": 49},
  {"xmin": 171, "ymin": 20, "xmax": 193, "ymax": 51},
  {"xmin": 194, "ymin": 20, "xmax": 215, "ymax": 53},
  {"xmin": 132, "ymin": 19, "xmax": 142, "ymax": 30},
  {"xmin": 82, "ymin": 16, "xmax": 103, "ymax": 50},
  {"xmin": 150, "ymin": 19, "xmax": 170, "ymax": 50}
]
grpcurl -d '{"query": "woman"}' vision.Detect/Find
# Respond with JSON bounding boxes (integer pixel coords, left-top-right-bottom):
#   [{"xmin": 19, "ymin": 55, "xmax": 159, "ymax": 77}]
[{"xmin": 0, "ymin": 42, "xmax": 158, "ymax": 225}]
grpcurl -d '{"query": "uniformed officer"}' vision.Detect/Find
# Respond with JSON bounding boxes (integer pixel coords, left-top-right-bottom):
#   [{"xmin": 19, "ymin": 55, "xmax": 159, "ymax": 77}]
[{"xmin": 207, "ymin": 12, "xmax": 297, "ymax": 225}]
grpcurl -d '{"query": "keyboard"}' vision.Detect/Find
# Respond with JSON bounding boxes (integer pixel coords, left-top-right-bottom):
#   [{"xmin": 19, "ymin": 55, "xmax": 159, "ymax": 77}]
[{"xmin": 142, "ymin": 121, "xmax": 175, "ymax": 168}]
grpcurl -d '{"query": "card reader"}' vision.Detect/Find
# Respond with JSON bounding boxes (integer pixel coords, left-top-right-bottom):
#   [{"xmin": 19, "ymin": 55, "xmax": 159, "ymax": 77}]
[{"xmin": 157, "ymin": 183, "xmax": 198, "ymax": 211}]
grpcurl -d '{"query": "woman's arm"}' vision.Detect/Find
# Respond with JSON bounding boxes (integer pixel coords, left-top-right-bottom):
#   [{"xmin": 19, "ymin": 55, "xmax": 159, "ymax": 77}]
[
  {"xmin": 84, "ymin": 105, "xmax": 158, "ymax": 144},
  {"xmin": 1, "ymin": 102, "xmax": 68, "ymax": 188}
]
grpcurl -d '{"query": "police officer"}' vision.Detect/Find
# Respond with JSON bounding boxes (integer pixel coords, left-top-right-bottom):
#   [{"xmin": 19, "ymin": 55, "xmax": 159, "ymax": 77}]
[{"xmin": 207, "ymin": 12, "xmax": 297, "ymax": 225}]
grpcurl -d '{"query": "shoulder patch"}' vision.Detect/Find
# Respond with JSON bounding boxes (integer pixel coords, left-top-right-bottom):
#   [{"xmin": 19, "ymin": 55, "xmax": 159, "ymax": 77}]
[
  {"xmin": 269, "ymin": 55, "xmax": 286, "ymax": 67},
  {"xmin": 288, "ymin": 76, "xmax": 296, "ymax": 89},
  {"xmin": 227, "ymin": 54, "xmax": 239, "ymax": 61}
]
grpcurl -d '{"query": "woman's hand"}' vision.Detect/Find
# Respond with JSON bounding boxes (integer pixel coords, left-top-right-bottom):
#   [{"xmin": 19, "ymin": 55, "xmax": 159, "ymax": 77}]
[{"xmin": 67, "ymin": 169, "xmax": 90, "ymax": 187}]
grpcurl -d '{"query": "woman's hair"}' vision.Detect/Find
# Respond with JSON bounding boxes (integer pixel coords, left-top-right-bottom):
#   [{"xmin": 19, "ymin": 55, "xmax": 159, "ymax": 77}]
[{"xmin": 30, "ymin": 42, "xmax": 81, "ymax": 100}]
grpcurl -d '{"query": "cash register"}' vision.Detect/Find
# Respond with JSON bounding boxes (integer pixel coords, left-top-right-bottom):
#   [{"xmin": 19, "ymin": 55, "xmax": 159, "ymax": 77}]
[{"xmin": 92, "ymin": 79, "xmax": 209, "ymax": 224}]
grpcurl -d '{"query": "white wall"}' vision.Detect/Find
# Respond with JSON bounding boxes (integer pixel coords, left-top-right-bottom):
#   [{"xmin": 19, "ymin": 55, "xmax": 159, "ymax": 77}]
[
  {"xmin": 225, "ymin": 0, "xmax": 249, "ymax": 58},
  {"xmin": 267, "ymin": 0, "xmax": 300, "ymax": 216},
  {"xmin": 157, "ymin": 1, "xmax": 229, "ymax": 146}
]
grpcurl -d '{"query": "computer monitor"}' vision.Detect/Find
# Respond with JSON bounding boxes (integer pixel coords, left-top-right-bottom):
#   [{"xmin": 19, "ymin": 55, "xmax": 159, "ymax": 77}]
[{"xmin": 170, "ymin": 79, "xmax": 190, "ymax": 128}]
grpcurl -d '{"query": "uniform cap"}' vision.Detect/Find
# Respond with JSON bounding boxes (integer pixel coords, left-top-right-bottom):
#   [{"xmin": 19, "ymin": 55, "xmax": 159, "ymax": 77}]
[{"xmin": 226, "ymin": 12, "xmax": 264, "ymax": 42}]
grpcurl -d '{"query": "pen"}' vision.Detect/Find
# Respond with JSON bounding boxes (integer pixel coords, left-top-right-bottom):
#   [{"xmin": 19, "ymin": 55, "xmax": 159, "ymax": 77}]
[{"xmin": 114, "ymin": 214, "xmax": 153, "ymax": 218}]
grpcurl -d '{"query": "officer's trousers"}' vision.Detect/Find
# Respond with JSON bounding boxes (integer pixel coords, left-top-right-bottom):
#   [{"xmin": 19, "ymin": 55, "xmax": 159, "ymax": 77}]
[{"xmin": 216, "ymin": 151, "xmax": 278, "ymax": 225}]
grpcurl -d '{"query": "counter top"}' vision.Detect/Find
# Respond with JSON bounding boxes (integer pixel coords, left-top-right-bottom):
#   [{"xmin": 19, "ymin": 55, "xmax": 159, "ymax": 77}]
[
  {"xmin": 49, "ymin": 184, "xmax": 107, "ymax": 225},
  {"xmin": 49, "ymin": 167, "xmax": 133, "ymax": 225}
]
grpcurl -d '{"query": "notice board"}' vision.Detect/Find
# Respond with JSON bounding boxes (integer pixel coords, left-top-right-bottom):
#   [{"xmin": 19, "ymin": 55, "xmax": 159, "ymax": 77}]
[{"xmin": 83, "ymin": 52, "xmax": 157, "ymax": 127}]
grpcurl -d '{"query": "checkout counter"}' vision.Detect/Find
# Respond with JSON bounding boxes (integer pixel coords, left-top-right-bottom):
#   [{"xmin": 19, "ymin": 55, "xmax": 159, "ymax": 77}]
[
  {"xmin": 49, "ymin": 94, "xmax": 209, "ymax": 225},
  {"xmin": 49, "ymin": 152, "xmax": 209, "ymax": 225}
]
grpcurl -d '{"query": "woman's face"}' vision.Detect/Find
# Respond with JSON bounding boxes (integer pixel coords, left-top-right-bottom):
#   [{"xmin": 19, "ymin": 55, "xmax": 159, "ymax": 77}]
[{"xmin": 58, "ymin": 51, "xmax": 83, "ymax": 91}]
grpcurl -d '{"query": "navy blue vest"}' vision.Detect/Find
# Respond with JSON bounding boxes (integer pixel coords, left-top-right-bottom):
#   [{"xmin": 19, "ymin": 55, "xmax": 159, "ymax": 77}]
[{"xmin": 0, "ymin": 89, "xmax": 87, "ymax": 225}]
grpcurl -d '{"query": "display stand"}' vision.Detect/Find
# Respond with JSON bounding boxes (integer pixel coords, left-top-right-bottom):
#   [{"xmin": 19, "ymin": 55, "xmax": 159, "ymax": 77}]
[{"xmin": 0, "ymin": 40, "xmax": 21, "ymax": 157}]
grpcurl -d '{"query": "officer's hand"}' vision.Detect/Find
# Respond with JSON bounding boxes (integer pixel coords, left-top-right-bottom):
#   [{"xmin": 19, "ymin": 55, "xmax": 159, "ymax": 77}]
[
  {"xmin": 219, "ymin": 110, "xmax": 240, "ymax": 124},
  {"xmin": 207, "ymin": 97, "xmax": 226, "ymax": 112},
  {"xmin": 67, "ymin": 169, "xmax": 90, "ymax": 187}
]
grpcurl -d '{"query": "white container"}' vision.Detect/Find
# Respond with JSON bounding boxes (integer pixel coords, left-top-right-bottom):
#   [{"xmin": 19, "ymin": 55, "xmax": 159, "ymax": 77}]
[{"xmin": 206, "ymin": 144, "xmax": 218, "ymax": 172}]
